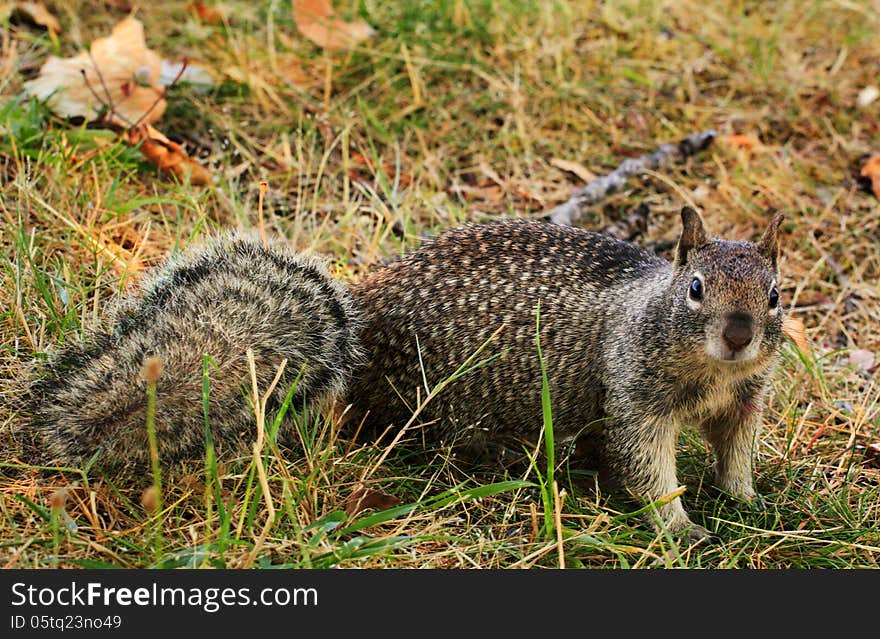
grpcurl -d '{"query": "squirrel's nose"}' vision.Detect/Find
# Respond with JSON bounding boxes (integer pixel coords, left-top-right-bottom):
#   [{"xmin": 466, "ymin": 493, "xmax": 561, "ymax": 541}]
[{"xmin": 722, "ymin": 312, "xmax": 753, "ymax": 352}]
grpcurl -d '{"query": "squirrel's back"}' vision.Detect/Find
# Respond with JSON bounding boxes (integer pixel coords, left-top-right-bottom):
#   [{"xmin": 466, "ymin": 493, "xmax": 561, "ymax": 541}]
[
  {"xmin": 27, "ymin": 233, "xmax": 361, "ymax": 468},
  {"xmin": 348, "ymin": 220, "xmax": 670, "ymax": 455}
]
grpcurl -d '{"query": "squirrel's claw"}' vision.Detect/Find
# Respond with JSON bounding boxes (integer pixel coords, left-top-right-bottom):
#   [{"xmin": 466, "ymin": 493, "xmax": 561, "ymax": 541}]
[
  {"xmin": 684, "ymin": 523, "xmax": 718, "ymax": 546},
  {"xmin": 745, "ymin": 493, "xmax": 768, "ymax": 512}
]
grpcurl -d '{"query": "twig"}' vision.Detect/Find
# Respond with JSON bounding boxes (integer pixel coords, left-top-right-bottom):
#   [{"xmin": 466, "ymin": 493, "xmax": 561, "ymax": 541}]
[
  {"xmin": 240, "ymin": 350, "xmax": 286, "ymax": 569},
  {"xmin": 143, "ymin": 356, "xmax": 164, "ymax": 558},
  {"xmin": 553, "ymin": 481, "xmax": 565, "ymax": 569},
  {"xmin": 548, "ymin": 130, "xmax": 717, "ymax": 226},
  {"xmin": 80, "ymin": 55, "xmax": 186, "ymax": 130},
  {"xmin": 80, "ymin": 69, "xmax": 118, "ymax": 124},
  {"xmin": 87, "ymin": 51, "xmax": 116, "ymax": 120},
  {"xmin": 258, "ymin": 181, "xmax": 268, "ymax": 249}
]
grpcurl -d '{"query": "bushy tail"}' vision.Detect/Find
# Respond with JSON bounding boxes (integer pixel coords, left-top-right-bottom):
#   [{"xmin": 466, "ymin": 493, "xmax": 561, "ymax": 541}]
[{"xmin": 26, "ymin": 232, "xmax": 362, "ymax": 469}]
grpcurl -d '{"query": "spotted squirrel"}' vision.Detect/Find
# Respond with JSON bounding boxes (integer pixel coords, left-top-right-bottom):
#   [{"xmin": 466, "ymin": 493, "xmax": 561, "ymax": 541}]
[{"xmin": 24, "ymin": 208, "xmax": 785, "ymax": 542}]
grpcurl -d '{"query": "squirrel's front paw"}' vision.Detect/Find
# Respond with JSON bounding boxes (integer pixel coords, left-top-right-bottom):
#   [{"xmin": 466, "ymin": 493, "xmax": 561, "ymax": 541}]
[
  {"xmin": 683, "ymin": 523, "xmax": 717, "ymax": 546},
  {"xmin": 662, "ymin": 514, "xmax": 717, "ymax": 545},
  {"xmin": 716, "ymin": 478, "xmax": 757, "ymax": 505},
  {"xmin": 743, "ymin": 493, "xmax": 767, "ymax": 512},
  {"xmin": 719, "ymin": 485, "xmax": 767, "ymax": 511}
]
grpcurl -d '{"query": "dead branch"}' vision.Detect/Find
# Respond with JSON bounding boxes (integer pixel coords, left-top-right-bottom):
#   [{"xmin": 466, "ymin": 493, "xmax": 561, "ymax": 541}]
[{"xmin": 548, "ymin": 130, "xmax": 717, "ymax": 226}]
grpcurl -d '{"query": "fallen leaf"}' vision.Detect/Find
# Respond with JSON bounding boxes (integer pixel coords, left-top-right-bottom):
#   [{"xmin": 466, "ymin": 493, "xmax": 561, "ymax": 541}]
[
  {"xmin": 47, "ymin": 487, "xmax": 78, "ymax": 532},
  {"xmin": 24, "ymin": 17, "xmax": 164, "ymax": 127},
  {"xmin": 293, "ymin": 0, "xmax": 375, "ymax": 51},
  {"xmin": 342, "ymin": 485, "xmax": 400, "ymax": 518},
  {"xmin": 848, "ymin": 349, "xmax": 875, "ymax": 372},
  {"xmin": 141, "ymin": 485, "xmax": 158, "ymax": 512},
  {"xmin": 48, "ymin": 487, "xmax": 67, "ymax": 511},
  {"xmin": 126, "ymin": 124, "xmax": 212, "ymax": 186},
  {"xmin": 0, "ymin": 1, "xmax": 61, "ymax": 33},
  {"xmin": 456, "ymin": 182, "xmax": 504, "ymax": 203},
  {"xmin": 513, "ymin": 186, "xmax": 543, "ymax": 203},
  {"xmin": 549, "ymin": 157, "xmax": 597, "ymax": 183},
  {"xmin": 187, "ymin": 1, "xmax": 223, "ymax": 24},
  {"xmin": 860, "ymin": 155, "xmax": 880, "ymax": 198},
  {"xmin": 857, "ymin": 85, "xmax": 879, "ymax": 108},
  {"xmin": 722, "ymin": 134, "xmax": 762, "ymax": 150},
  {"xmin": 22, "ymin": 17, "xmax": 209, "ymax": 186},
  {"xmin": 782, "ymin": 316, "xmax": 810, "ymax": 354}
]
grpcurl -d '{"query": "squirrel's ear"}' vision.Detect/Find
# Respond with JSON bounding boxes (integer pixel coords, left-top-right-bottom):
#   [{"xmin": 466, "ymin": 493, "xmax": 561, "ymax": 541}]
[
  {"xmin": 674, "ymin": 206, "xmax": 708, "ymax": 267},
  {"xmin": 757, "ymin": 211, "xmax": 784, "ymax": 270}
]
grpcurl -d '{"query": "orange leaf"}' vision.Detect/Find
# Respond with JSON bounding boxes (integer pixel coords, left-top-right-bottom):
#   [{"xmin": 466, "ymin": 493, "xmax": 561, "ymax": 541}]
[
  {"xmin": 722, "ymin": 134, "xmax": 762, "ymax": 150},
  {"xmin": 549, "ymin": 157, "xmax": 597, "ymax": 183},
  {"xmin": 782, "ymin": 316, "xmax": 810, "ymax": 355},
  {"xmin": 126, "ymin": 124, "xmax": 212, "ymax": 186},
  {"xmin": 457, "ymin": 183, "xmax": 504, "ymax": 203},
  {"xmin": 187, "ymin": 2, "xmax": 223, "ymax": 25},
  {"xmin": 860, "ymin": 155, "xmax": 880, "ymax": 198},
  {"xmin": 24, "ymin": 17, "xmax": 165, "ymax": 127},
  {"xmin": 292, "ymin": 0, "xmax": 375, "ymax": 51},
  {"xmin": 2, "ymin": 1, "xmax": 61, "ymax": 33},
  {"xmin": 342, "ymin": 485, "xmax": 400, "ymax": 518}
]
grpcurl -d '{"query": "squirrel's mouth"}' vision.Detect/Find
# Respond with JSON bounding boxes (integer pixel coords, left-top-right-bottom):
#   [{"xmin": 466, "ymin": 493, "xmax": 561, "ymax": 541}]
[{"xmin": 705, "ymin": 338, "xmax": 761, "ymax": 364}]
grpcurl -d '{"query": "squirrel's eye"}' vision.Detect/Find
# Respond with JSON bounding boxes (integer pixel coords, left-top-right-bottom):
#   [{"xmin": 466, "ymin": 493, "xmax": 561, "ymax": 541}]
[
  {"xmin": 769, "ymin": 286, "xmax": 779, "ymax": 308},
  {"xmin": 689, "ymin": 277, "xmax": 703, "ymax": 302}
]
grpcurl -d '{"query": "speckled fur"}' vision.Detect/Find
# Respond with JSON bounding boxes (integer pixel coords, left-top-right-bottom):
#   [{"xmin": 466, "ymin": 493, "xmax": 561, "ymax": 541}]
[
  {"xmin": 25, "ymin": 212, "xmax": 783, "ymax": 540},
  {"xmin": 350, "ymin": 210, "xmax": 784, "ymax": 540},
  {"xmin": 27, "ymin": 232, "xmax": 362, "ymax": 469}
]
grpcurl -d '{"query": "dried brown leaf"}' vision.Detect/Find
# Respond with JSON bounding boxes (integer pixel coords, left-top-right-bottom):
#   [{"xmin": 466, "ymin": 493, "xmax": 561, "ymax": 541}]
[
  {"xmin": 187, "ymin": 1, "xmax": 223, "ymax": 24},
  {"xmin": 457, "ymin": 183, "xmax": 504, "ymax": 203},
  {"xmin": 24, "ymin": 17, "xmax": 165, "ymax": 126},
  {"xmin": 723, "ymin": 134, "xmax": 762, "ymax": 150},
  {"xmin": 782, "ymin": 316, "xmax": 810, "ymax": 355},
  {"xmin": 48, "ymin": 488, "xmax": 67, "ymax": 511},
  {"xmin": 848, "ymin": 349, "xmax": 875, "ymax": 372},
  {"xmin": 141, "ymin": 486, "xmax": 158, "ymax": 513},
  {"xmin": 126, "ymin": 124, "xmax": 212, "ymax": 186},
  {"xmin": 549, "ymin": 157, "xmax": 597, "ymax": 183},
  {"xmin": 293, "ymin": 0, "xmax": 375, "ymax": 51},
  {"xmin": 860, "ymin": 155, "xmax": 880, "ymax": 198},
  {"xmin": 343, "ymin": 485, "xmax": 400, "ymax": 518},
  {"xmin": 1, "ymin": 2, "xmax": 61, "ymax": 33},
  {"xmin": 857, "ymin": 86, "xmax": 879, "ymax": 108}
]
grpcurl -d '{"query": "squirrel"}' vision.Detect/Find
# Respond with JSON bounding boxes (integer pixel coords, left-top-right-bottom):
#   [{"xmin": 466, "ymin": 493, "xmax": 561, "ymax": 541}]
[
  {"xmin": 350, "ymin": 209, "xmax": 784, "ymax": 541},
  {"xmin": 23, "ymin": 208, "xmax": 784, "ymax": 542}
]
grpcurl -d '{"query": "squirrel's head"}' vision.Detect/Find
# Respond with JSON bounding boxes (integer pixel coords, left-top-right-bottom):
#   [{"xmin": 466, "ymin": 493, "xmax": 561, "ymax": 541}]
[{"xmin": 670, "ymin": 207, "xmax": 784, "ymax": 367}]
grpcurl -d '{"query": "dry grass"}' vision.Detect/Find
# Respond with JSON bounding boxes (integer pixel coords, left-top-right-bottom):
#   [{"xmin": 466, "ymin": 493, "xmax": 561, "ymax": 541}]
[{"xmin": 0, "ymin": 0, "xmax": 878, "ymax": 568}]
